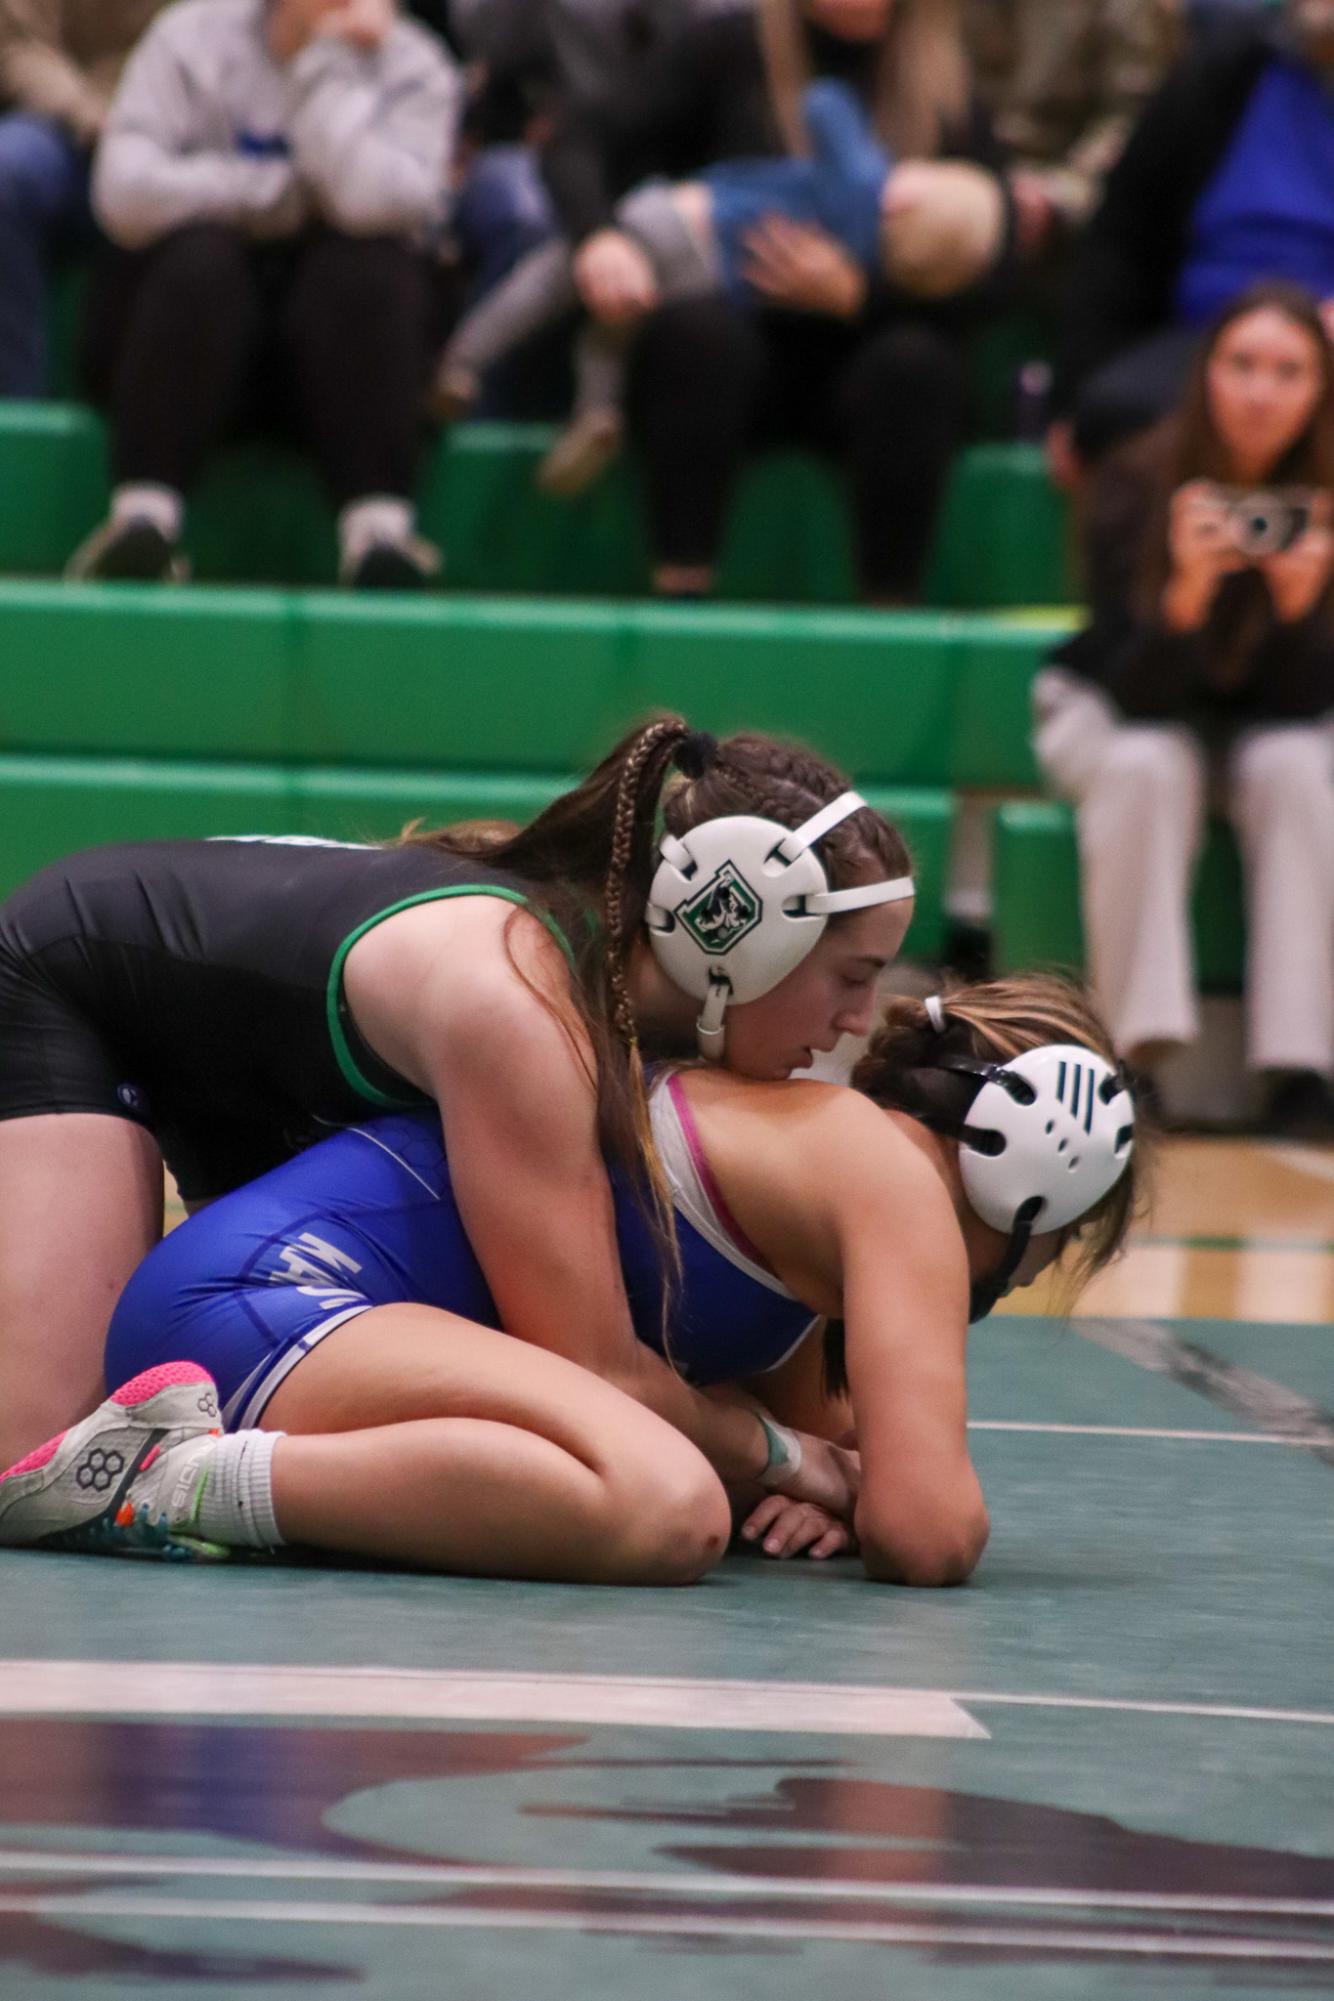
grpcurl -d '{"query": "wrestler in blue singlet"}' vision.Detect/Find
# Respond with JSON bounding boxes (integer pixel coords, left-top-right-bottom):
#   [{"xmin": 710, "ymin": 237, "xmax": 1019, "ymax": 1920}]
[{"xmin": 104, "ymin": 1075, "xmax": 817, "ymax": 1429}]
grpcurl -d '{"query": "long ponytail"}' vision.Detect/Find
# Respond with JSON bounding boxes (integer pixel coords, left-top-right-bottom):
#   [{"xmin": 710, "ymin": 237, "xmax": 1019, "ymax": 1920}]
[
  {"xmin": 403, "ymin": 717, "xmax": 696, "ymax": 1291},
  {"xmin": 402, "ymin": 713, "xmax": 914, "ymax": 1341}
]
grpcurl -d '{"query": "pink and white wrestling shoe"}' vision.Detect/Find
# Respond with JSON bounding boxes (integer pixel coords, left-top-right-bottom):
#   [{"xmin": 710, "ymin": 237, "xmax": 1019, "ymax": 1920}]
[{"xmin": 0, "ymin": 1363, "xmax": 230, "ymax": 1561}]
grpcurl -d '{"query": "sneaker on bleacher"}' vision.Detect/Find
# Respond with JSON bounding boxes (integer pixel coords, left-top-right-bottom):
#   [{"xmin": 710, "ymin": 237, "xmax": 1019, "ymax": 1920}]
[{"xmin": 66, "ymin": 484, "xmax": 189, "ymax": 584}]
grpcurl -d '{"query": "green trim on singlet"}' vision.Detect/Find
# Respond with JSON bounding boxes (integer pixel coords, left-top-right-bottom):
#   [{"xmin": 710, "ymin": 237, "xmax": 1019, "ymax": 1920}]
[{"xmin": 326, "ymin": 887, "xmax": 577, "ymax": 1108}]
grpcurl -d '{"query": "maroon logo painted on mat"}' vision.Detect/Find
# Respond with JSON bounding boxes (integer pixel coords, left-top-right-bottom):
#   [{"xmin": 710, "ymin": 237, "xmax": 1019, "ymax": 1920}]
[
  {"xmin": 4, "ymin": 1722, "xmax": 1332, "ymax": 1982},
  {"xmin": 534, "ymin": 1769, "xmax": 1334, "ymax": 1972},
  {"xmin": 0, "ymin": 1718, "xmax": 580, "ymax": 1984}
]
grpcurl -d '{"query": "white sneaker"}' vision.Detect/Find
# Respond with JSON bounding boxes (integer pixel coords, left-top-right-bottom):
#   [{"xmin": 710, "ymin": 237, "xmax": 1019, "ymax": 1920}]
[
  {"xmin": 65, "ymin": 515, "xmax": 190, "ymax": 584},
  {"xmin": 0, "ymin": 1363, "xmax": 229, "ymax": 1562}
]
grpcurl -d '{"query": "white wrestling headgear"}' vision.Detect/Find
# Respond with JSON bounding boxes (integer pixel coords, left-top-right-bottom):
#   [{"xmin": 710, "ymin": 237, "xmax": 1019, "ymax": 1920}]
[
  {"xmin": 951, "ymin": 1043, "xmax": 1135, "ymax": 1236},
  {"xmin": 646, "ymin": 791, "xmax": 915, "ymax": 1059}
]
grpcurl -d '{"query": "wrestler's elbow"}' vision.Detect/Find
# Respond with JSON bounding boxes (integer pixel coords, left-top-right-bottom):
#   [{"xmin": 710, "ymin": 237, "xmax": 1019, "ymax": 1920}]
[{"xmin": 855, "ymin": 1493, "xmax": 990, "ymax": 1588}]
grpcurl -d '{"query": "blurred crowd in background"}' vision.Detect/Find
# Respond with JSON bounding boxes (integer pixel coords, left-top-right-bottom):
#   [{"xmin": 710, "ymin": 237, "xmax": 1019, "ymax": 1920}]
[{"xmin": 0, "ymin": 0, "xmax": 1331, "ymax": 1131}]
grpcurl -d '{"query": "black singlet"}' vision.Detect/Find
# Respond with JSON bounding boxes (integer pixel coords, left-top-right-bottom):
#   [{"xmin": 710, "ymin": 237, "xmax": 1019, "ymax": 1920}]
[{"xmin": 0, "ymin": 837, "xmax": 573, "ymax": 1201}]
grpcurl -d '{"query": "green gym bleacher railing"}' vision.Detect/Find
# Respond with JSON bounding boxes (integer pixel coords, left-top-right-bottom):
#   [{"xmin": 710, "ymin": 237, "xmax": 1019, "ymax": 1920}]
[{"xmin": 0, "ymin": 385, "xmax": 1247, "ymax": 982}]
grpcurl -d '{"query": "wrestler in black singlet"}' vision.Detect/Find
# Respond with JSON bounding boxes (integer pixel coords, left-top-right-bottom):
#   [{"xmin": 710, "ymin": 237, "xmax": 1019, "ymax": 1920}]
[{"xmin": 0, "ymin": 837, "xmax": 574, "ymax": 1201}]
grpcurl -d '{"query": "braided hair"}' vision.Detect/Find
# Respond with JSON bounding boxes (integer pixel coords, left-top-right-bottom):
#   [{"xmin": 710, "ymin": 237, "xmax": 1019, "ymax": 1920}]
[{"xmin": 402, "ymin": 714, "xmax": 912, "ymax": 1355}]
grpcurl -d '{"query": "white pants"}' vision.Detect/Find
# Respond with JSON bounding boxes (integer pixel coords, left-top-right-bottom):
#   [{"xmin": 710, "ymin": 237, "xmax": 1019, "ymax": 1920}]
[{"xmin": 1032, "ymin": 669, "xmax": 1334, "ymax": 1074}]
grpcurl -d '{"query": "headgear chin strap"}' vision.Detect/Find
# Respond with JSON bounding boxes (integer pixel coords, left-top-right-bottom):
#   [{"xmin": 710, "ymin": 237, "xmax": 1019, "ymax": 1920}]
[
  {"xmin": 646, "ymin": 790, "xmax": 914, "ymax": 1059},
  {"xmin": 967, "ymin": 1196, "xmax": 1042, "ymax": 1323}
]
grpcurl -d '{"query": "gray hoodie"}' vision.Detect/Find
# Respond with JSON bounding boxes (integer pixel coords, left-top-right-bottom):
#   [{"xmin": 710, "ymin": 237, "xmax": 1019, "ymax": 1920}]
[{"xmin": 93, "ymin": 0, "xmax": 461, "ymax": 251}]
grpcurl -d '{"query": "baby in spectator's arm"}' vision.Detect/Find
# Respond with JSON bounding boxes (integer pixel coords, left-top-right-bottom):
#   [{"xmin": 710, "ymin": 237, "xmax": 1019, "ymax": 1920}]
[{"xmin": 432, "ymin": 78, "xmax": 1005, "ymax": 494}]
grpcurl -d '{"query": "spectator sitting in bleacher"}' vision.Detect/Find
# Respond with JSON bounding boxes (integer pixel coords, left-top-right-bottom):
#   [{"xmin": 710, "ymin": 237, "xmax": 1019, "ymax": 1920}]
[
  {"xmin": 0, "ymin": 0, "xmax": 167, "ymax": 399},
  {"xmin": 1049, "ymin": 0, "xmax": 1334, "ymax": 480},
  {"xmin": 534, "ymin": 0, "xmax": 1014, "ymax": 603},
  {"xmin": 961, "ymin": 0, "xmax": 1178, "ymax": 281},
  {"xmin": 1032, "ymin": 282, "xmax": 1334, "ymax": 1138},
  {"xmin": 442, "ymin": 0, "xmax": 561, "ymax": 344},
  {"xmin": 432, "ymin": 75, "xmax": 1005, "ymax": 492},
  {"xmin": 439, "ymin": 0, "xmax": 724, "ymax": 417},
  {"xmin": 67, "ymin": 0, "xmax": 461, "ymax": 589},
  {"xmin": 425, "ymin": 0, "xmax": 600, "ymax": 420}
]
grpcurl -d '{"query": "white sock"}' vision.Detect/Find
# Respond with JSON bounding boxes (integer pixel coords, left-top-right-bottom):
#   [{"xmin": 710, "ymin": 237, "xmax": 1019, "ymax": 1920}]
[
  {"xmin": 111, "ymin": 483, "xmax": 185, "ymax": 542},
  {"xmin": 192, "ymin": 1431, "xmax": 286, "ymax": 1551},
  {"xmin": 338, "ymin": 495, "xmax": 415, "ymax": 566}
]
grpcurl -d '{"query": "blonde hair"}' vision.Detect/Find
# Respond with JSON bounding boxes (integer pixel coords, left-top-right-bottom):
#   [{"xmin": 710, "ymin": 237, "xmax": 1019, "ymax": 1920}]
[
  {"xmin": 759, "ymin": 0, "xmax": 970, "ymax": 160},
  {"xmin": 851, "ymin": 973, "xmax": 1149, "ymax": 1292}
]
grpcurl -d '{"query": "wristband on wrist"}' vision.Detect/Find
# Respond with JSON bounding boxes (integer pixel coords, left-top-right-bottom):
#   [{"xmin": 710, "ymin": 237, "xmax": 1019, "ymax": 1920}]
[{"xmin": 755, "ymin": 1414, "xmax": 804, "ymax": 1487}]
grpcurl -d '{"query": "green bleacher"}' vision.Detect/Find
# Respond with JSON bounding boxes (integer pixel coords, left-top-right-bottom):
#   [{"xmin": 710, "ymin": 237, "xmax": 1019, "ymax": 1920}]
[
  {"xmin": 992, "ymin": 801, "xmax": 1246, "ymax": 986},
  {"xmin": 0, "ymin": 403, "xmax": 1246, "ymax": 982},
  {"xmin": 0, "ymin": 402, "xmax": 1069, "ymax": 606}
]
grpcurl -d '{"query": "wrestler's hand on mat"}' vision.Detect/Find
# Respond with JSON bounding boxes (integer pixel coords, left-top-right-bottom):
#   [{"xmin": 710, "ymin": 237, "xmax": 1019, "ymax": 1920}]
[
  {"xmin": 740, "ymin": 1496, "xmax": 855, "ymax": 1561},
  {"xmin": 776, "ymin": 1431, "xmax": 861, "ymax": 1522}
]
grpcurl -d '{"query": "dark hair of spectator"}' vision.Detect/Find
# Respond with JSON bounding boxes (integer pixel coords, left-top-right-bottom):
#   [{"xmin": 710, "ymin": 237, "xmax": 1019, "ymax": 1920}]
[{"xmin": 760, "ymin": 0, "xmax": 970, "ymax": 159}]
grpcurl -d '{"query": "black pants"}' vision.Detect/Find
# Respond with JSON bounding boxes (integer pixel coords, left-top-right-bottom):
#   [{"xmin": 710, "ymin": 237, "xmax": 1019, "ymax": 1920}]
[
  {"xmin": 82, "ymin": 225, "xmax": 441, "ymax": 506},
  {"xmin": 626, "ymin": 295, "xmax": 967, "ymax": 601}
]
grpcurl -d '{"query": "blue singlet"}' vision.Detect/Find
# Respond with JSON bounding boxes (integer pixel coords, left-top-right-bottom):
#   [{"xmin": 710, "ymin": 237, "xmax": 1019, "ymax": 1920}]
[{"xmin": 104, "ymin": 1076, "xmax": 818, "ymax": 1429}]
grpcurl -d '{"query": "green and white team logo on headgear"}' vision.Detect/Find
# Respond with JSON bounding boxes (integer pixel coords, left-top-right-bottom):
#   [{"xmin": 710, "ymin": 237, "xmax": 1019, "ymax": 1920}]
[
  {"xmin": 646, "ymin": 791, "xmax": 915, "ymax": 1059},
  {"xmin": 677, "ymin": 861, "xmax": 763, "ymax": 957}
]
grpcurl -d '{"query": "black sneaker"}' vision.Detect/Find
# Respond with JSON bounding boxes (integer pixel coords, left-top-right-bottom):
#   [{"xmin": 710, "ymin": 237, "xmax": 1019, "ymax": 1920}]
[
  {"xmin": 66, "ymin": 516, "xmax": 189, "ymax": 583},
  {"xmin": 342, "ymin": 534, "xmax": 441, "ymax": 592},
  {"xmin": 1259, "ymin": 1071, "xmax": 1334, "ymax": 1142}
]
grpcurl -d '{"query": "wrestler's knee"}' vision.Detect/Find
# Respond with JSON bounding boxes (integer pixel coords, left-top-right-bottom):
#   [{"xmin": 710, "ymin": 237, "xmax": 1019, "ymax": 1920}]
[{"xmin": 603, "ymin": 1442, "xmax": 732, "ymax": 1586}]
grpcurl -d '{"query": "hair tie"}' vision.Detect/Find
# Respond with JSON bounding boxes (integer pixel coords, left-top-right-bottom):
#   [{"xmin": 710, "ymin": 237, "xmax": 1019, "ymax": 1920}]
[
  {"xmin": 675, "ymin": 730, "xmax": 719, "ymax": 781},
  {"xmin": 923, "ymin": 994, "xmax": 947, "ymax": 1033}
]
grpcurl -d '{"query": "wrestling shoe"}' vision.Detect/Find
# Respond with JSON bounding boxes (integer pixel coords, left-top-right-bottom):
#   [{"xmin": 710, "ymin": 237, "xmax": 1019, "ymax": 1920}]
[{"xmin": 0, "ymin": 1363, "xmax": 230, "ymax": 1562}]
